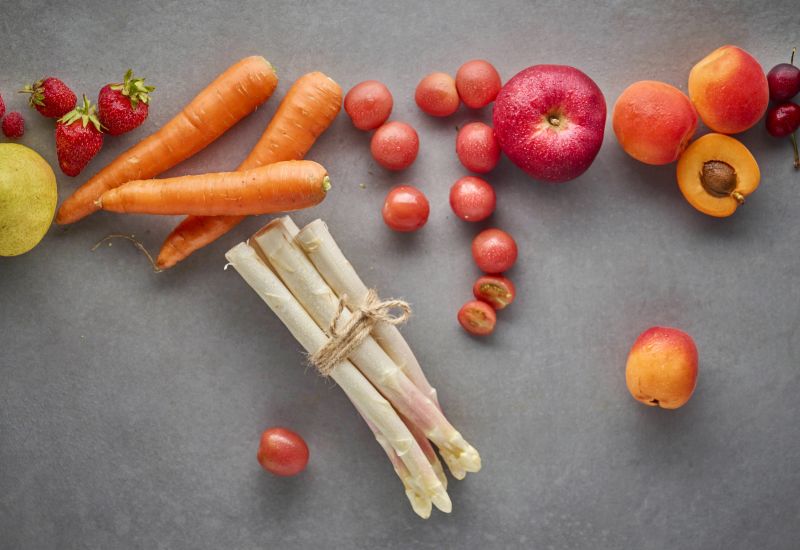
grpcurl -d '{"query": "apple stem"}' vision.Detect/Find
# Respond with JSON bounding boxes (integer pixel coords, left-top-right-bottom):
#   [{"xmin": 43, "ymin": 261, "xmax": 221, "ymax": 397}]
[{"xmin": 791, "ymin": 133, "xmax": 800, "ymax": 170}]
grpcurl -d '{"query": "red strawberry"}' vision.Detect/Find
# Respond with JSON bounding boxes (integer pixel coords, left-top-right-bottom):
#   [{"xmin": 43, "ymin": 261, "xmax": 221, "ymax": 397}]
[
  {"xmin": 2, "ymin": 112, "xmax": 25, "ymax": 139},
  {"xmin": 0, "ymin": 92, "xmax": 5, "ymax": 119},
  {"xmin": 56, "ymin": 95, "xmax": 105, "ymax": 177},
  {"xmin": 21, "ymin": 77, "xmax": 77, "ymax": 119},
  {"xmin": 97, "ymin": 69, "xmax": 154, "ymax": 135}
]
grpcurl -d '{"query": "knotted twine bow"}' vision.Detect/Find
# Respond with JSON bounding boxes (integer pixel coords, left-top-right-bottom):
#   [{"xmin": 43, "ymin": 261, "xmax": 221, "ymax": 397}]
[{"xmin": 309, "ymin": 289, "xmax": 411, "ymax": 376}]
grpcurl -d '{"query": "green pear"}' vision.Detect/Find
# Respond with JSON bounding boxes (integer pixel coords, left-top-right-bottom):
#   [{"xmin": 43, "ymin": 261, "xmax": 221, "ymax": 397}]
[{"xmin": 0, "ymin": 144, "xmax": 57, "ymax": 256}]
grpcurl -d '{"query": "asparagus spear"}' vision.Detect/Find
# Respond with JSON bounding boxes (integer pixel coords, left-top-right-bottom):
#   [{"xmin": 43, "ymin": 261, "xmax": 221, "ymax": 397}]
[
  {"xmin": 351, "ymin": 402, "xmax": 432, "ymax": 518},
  {"xmin": 225, "ymin": 242, "xmax": 450, "ymax": 516},
  {"xmin": 295, "ymin": 219, "xmax": 441, "ymax": 409},
  {"xmin": 252, "ymin": 220, "xmax": 481, "ymax": 478}
]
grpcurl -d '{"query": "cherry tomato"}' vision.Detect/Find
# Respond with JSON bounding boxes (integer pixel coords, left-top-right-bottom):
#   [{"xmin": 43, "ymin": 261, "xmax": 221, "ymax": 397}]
[
  {"xmin": 472, "ymin": 228, "xmax": 518, "ymax": 273},
  {"xmin": 456, "ymin": 60, "xmax": 502, "ymax": 109},
  {"xmin": 344, "ymin": 80, "xmax": 393, "ymax": 131},
  {"xmin": 449, "ymin": 176, "xmax": 496, "ymax": 222},
  {"xmin": 415, "ymin": 72, "xmax": 459, "ymax": 117},
  {"xmin": 370, "ymin": 121, "xmax": 419, "ymax": 171},
  {"xmin": 473, "ymin": 275, "xmax": 516, "ymax": 310},
  {"xmin": 382, "ymin": 185, "xmax": 430, "ymax": 232},
  {"xmin": 458, "ymin": 300, "xmax": 497, "ymax": 336},
  {"xmin": 456, "ymin": 122, "xmax": 500, "ymax": 173},
  {"xmin": 257, "ymin": 427, "xmax": 309, "ymax": 477}
]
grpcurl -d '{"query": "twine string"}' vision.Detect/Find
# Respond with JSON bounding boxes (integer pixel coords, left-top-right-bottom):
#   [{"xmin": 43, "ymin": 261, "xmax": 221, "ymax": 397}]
[{"xmin": 310, "ymin": 289, "xmax": 411, "ymax": 376}]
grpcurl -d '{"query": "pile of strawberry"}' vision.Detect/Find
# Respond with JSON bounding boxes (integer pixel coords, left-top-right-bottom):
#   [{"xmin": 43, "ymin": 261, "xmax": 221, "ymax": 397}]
[{"xmin": 0, "ymin": 71, "xmax": 154, "ymax": 176}]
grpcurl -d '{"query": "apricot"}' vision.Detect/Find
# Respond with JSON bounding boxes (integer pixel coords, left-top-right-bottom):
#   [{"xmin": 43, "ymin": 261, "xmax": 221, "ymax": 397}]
[
  {"xmin": 612, "ymin": 81, "xmax": 698, "ymax": 165},
  {"xmin": 676, "ymin": 133, "xmax": 759, "ymax": 217},
  {"xmin": 688, "ymin": 45, "xmax": 769, "ymax": 134},
  {"xmin": 625, "ymin": 327, "xmax": 698, "ymax": 409}
]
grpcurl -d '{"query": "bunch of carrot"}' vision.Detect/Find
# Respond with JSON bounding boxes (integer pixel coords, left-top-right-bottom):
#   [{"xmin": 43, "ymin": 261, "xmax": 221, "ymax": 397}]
[{"xmin": 57, "ymin": 56, "xmax": 343, "ymax": 269}]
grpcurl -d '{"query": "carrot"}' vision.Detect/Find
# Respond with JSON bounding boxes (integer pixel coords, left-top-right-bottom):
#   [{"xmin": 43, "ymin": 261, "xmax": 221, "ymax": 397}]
[
  {"xmin": 97, "ymin": 161, "xmax": 329, "ymax": 216},
  {"xmin": 56, "ymin": 56, "xmax": 279, "ymax": 225},
  {"xmin": 156, "ymin": 71, "xmax": 342, "ymax": 269}
]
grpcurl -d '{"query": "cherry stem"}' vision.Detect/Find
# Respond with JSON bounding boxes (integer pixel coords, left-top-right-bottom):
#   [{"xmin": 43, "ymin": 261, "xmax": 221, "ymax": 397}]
[
  {"xmin": 792, "ymin": 47, "xmax": 796, "ymax": 66},
  {"xmin": 791, "ymin": 133, "xmax": 800, "ymax": 170}
]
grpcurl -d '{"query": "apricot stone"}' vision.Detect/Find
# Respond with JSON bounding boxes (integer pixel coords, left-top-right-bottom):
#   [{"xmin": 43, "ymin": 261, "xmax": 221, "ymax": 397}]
[
  {"xmin": 688, "ymin": 45, "xmax": 769, "ymax": 134},
  {"xmin": 676, "ymin": 133, "xmax": 760, "ymax": 217},
  {"xmin": 625, "ymin": 327, "xmax": 698, "ymax": 410},
  {"xmin": 612, "ymin": 81, "xmax": 698, "ymax": 165}
]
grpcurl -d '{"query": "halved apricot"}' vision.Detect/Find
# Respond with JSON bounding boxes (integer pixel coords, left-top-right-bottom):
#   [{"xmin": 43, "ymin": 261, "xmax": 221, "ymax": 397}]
[{"xmin": 676, "ymin": 133, "xmax": 760, "ymax": 217}]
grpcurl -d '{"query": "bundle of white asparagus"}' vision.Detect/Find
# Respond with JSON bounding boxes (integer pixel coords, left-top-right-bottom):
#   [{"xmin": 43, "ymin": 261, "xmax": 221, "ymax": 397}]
[{"xmin": 225, "ymin": 216, "xmax": 480, "ymax": 518}]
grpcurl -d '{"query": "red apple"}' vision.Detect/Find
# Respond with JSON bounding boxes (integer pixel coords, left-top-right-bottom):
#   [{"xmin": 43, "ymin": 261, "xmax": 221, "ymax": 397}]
[{"xmin": 493, "ymin": 65, "xmax": 606, "ymax": 183}]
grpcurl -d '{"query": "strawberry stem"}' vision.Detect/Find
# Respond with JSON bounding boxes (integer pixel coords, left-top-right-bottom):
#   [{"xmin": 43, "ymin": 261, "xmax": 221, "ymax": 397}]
[
  {"xmin": 110, "ymin": 69, "xmax": 155, "ymax": 109},
  {"xmin": 19, "ymin": 80, "xmax": 46, "ymax": 108},
  {"xmin": 59, "ymin": 95, "xmax": 105, "ymax": 132}
]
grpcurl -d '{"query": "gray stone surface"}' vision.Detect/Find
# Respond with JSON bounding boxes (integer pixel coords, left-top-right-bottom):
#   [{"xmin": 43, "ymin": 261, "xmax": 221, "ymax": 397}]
[{"xmin": 1, "ymin": 0, "xmax": 799, "ymax": 548}]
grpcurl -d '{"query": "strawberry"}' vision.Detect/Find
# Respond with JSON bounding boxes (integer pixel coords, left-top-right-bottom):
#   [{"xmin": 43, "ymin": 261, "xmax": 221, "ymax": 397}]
[
  {"xmin": 21, "ymin": 77, "xmax": 77, "ymax": 119},
  {"xmin": 2, "ymin": 112, "xmax": 25, "ymax": 139},
  {"xmin": 56, "ymin": 96, "xmax": 105, "ymax": 177},
  {"xmin": 97, "ymin": 69, "xmax": 155, "ymax": 135},
  {"xmin": 0, "ymin": 92, "xmax": 5, "ymax": 119}
]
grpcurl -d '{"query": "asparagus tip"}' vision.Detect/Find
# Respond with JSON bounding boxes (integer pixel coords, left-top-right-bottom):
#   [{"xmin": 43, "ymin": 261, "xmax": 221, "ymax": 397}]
[{"xmin": 431, "ymin": 490, "xmax": 453, "ymax": 514}]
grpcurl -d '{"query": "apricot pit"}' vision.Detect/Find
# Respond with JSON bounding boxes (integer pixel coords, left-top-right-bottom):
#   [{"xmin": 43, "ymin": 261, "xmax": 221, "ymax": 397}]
[{"xmin": 676, "ymin": 133, "xmax": 759, "ymax": 217}]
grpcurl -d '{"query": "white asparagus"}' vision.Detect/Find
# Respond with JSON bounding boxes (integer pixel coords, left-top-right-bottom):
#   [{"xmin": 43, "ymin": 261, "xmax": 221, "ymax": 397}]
[
  {"xmin": 225, "ymin": 243, "xmax": 451, "ymax": 515},
  {"xmin": 295, "ymin": 219, "xmax": 440, "ymax": 409},
  {"xmin": 277, "ymin": 220, "xmax": 439, "ymax": 498},
  {"xmin": 252, "ymin": 220, "xmax": 481, "ymax": 478}
]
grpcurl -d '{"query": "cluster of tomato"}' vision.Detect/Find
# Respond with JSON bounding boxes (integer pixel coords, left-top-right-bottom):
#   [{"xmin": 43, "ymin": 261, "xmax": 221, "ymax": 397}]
[{"xmin": 343, "ymin": 61, "xmax": 519, "ymax": 335}]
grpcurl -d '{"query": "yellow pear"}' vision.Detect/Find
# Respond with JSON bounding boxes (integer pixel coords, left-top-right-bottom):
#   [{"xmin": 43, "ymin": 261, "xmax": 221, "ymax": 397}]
[{"xmin": 0, "ymin": 144, "xmax": 57, "ymax": 256}]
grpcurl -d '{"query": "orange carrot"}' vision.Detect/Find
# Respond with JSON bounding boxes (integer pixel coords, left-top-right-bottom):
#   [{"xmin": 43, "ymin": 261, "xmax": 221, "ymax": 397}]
[
  {"xmin": 98, "ymin": 161, "xmax": 329, "ymax": 216},
  {"xmin": 56, "ymin": 56, "xmax": 278, "ymax": 225},
  {"xmin": 156, "ymin": 71, "xmax": 342, "ymax": 269}
]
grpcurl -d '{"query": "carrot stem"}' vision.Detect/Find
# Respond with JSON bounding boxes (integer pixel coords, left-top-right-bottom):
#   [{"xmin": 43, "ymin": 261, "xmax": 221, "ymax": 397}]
[{"xmin": 91, "ymin": 234, "xmax": 161, "ymax": 273}]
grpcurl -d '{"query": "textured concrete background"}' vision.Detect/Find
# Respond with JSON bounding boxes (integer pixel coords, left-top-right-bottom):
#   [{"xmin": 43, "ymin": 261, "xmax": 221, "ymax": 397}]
[{"xmin": 1, "ymin": 0, "xmax": 799, "ymax": 548}]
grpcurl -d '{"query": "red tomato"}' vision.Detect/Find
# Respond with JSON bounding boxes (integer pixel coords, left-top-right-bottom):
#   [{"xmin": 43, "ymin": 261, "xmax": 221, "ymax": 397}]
[
  {"xmin": 456, "ymin": 122, "xmax": 500, "ymax": 173},
  {"xmin": 382, "ymin": 185, "xmax": 430, "ymax": 232},
  {"xmin": 257, "ymin": 427, "xmax": 309, "ymax": 477},
  {"xmin": 458, "ymin": 300, "xmax": 497, "ymax": 336},
  {"xmin": 415, "ymin": 72, "xmax": 459, "ymax": 117},
  {"xmin": 473, "ymin": 275, "xmax": 516, "ymax": 310},
  {"xmin": 472, "ymin": 228, "xmax": 518, "ymax": 273},
  {"xmin": 456, "ymin": 60, "xmax": 502, "ymax": 109},
  {"xmin": 344, "ymin": 80, "xmax": 393, "ymax": 130},
  {"xmin": 449, "ymin": 176, "xmax": 496, "ymax": 222},
  {"xmin": 370, "ymin": 121, "xmax": 419, "ymax": 171}
]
